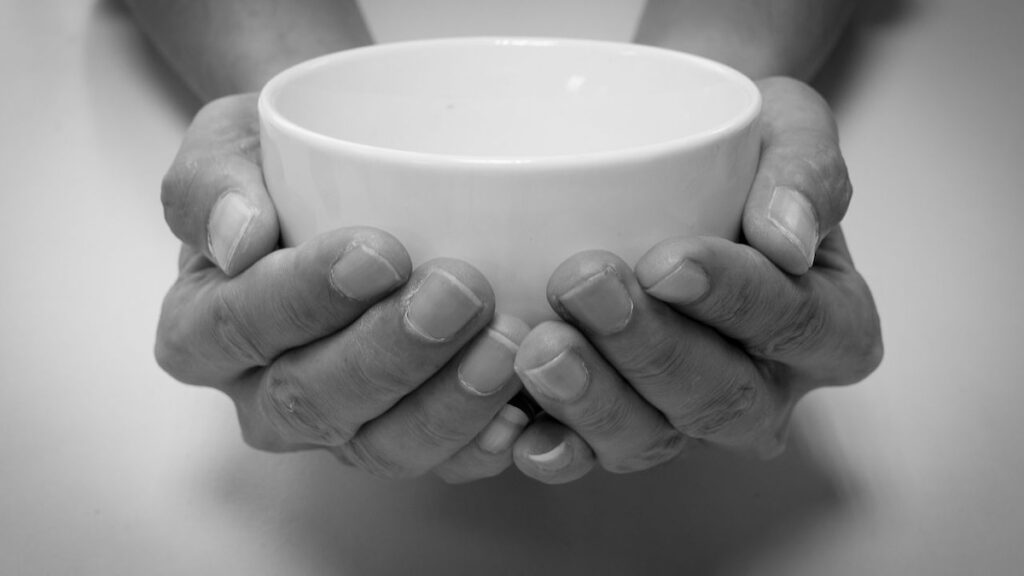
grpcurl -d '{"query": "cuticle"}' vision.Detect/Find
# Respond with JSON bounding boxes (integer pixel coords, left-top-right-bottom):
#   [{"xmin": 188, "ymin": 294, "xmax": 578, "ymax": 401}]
[{"xmin": 526, "ymin": 347, "xmax": 590, "ymax": 403}]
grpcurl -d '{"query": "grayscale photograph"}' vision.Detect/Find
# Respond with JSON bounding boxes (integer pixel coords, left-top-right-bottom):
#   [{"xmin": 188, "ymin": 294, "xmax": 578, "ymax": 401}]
[{"xmin": 2, "ymin": 1, "xmax": 1022, "ymax": 574}]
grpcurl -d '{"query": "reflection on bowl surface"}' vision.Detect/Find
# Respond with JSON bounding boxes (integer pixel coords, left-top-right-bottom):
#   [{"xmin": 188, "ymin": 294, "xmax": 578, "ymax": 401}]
[{"xmin": 264, "ymin": 37, "xmax": 759, "ymax": 159}]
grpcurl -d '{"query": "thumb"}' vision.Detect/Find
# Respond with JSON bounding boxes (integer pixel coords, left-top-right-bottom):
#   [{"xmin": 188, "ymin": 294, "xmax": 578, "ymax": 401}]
[
  {"xmin": 743, "ymin": 77, "xmax": 852, "ymax": 275},
  {"xmin": 161, "ymin": 93, "xmax": 279, "ymax": 276}
]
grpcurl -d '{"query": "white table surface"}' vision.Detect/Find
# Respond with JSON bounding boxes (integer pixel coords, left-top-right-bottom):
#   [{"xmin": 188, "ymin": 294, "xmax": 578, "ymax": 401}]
[{"xmin": 3, "ymin": 1, "xmax": 1023, "ymax": 574}]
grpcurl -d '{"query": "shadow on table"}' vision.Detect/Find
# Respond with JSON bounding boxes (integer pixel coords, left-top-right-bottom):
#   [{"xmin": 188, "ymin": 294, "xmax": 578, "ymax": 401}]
[{"xmin": 206, "ymin": 422, "xmax": 854, "ymax": 576}]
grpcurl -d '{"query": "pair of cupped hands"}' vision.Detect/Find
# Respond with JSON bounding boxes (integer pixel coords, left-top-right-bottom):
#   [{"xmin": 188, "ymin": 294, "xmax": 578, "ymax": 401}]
[{"xmin": 156, "ymin": 77, "xmax": 881, "ymax": 484}]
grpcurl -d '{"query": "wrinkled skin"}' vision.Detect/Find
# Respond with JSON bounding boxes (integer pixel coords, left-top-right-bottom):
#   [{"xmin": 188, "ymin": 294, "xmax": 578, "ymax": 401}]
[{"xmin": 155, "ymin": 78, "xmax": 882, "ymax": 484}]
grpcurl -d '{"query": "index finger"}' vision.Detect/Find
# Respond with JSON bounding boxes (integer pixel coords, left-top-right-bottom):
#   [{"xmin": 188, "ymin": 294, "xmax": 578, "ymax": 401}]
[{"xmin": 162, "ymin": 93, "xmax": 280, "ymax": 276}]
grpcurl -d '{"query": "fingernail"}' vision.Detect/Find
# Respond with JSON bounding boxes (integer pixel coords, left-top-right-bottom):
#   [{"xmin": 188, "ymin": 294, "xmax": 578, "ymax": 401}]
[
  {"xmin": 478, "ymin": 405, "xmax": 529, "ymax": 454},
  {"xmin": 330, "ymin": 243, "xmax": 403, "ymax": 301},
  {"xmin": 518, "ymin": 349, "xmax": 589, "ymax": 403},
  {"xmin": 458, "ymin": 329, "xmax": 519, "ymax": 396},
  {"xmin": 405, "ymin": 270, "xmax": 483, "ymax": 342},
  {"xmin": 557, "ymin": 267, "xmax": 634, "ymax": 335},
  {"xmin": 644, "ymin": 260, "xmax": 709, "ymax": 305},
  {"xmin": 768, "ymin": 186, "xmax": 818, "ymax": 268},
  {"xmin": 527, "ymin": 440, "xmax": 572, "ymax": 471},
  {"xmin": 208, "ymin": 191, "xmax": 256, "ymax": 273}
]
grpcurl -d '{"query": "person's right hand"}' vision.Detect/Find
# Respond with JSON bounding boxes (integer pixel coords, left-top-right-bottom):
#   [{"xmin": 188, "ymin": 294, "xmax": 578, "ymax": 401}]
[{"xmin": 155, "ymin": 94, "xmax": 532, "ymax": 483}]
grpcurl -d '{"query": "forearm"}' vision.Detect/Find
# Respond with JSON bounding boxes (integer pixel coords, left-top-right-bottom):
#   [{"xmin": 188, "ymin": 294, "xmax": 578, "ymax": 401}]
[
  {"xmin": 123, "ymin": 0, "xmax": 371, "ymax": 101},
  {"xmin": 636, "ymin": 0, "xmax": 856, "ymax": 81}
]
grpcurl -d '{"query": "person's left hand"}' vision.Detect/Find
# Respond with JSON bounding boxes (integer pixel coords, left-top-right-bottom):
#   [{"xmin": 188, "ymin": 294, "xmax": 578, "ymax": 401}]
[{"xmin": 509, "ymin": 77, "xmax": 883, "ymax": 483}]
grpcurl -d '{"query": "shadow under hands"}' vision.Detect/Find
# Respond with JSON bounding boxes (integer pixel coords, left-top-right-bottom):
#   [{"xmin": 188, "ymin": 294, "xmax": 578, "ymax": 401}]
[{"xmin": 204, "ymin": 423, "xmax": 852, "ymax": 576}]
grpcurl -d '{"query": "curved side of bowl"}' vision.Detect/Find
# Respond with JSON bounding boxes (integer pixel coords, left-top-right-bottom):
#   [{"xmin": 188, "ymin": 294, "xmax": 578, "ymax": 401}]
[{"xmin": 258, "ymin": 38, "xmax": 762, "ymax": 324}]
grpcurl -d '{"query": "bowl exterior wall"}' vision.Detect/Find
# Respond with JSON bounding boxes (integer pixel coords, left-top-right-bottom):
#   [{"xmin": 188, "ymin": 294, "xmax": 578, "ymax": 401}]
[{"xmin": 261, "ymin": 116, "xmax": 760, "ymax": 325}]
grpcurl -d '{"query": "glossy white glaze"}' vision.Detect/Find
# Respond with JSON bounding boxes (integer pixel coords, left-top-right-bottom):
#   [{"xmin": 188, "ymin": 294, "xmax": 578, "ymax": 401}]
[{"xmin": 259, "ymin": 38, "xmax": 761, "ymax": 324}]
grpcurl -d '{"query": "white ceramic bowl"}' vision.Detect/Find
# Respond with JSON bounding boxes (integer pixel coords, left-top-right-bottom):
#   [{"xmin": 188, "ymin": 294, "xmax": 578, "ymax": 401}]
[{"xmin": 259, "ymin": 37, "xmax": 761, "ymax": 325}]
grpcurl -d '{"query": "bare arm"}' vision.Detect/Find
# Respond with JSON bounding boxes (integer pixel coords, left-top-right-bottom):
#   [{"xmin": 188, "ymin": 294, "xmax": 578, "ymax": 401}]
[
  {"xmin": 123, "ymin": 0, "xmax": 371, "ymax": 101},
  {"xmin": 127, "ymin": 0, "xmax": 853, "ymax": 99},
  {"xmin": 635, "ymin": 0, "xmax": 857, "ymax": 80}
]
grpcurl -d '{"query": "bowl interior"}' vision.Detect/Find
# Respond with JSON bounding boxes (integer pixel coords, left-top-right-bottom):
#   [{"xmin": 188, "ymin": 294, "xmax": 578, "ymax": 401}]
[{"xmin": 265, "ymin": 38, "xmax": 758, "ymax": 159}]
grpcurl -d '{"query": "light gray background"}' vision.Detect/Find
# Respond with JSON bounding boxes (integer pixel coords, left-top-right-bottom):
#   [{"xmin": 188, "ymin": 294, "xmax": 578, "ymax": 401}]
[{"xmin": 3, "ymin": 1, "xmax": 1022, "ymax": 574}]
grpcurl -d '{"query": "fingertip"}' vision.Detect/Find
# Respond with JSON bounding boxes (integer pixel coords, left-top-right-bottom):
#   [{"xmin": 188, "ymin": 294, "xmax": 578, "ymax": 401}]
[
  {"xmin": 635, "ymin": 237, "xmax": 714, "ymax": 305},
  {"xmin": 744, "ymin": 102, "xmax": 851, "ymax": 275},
  {"xmin": 546, "ymin": 250, "xmax": 629, "ymax": 300},
  {"xmin": 418, "ymin": 257, "xmax": 497, "ymax": 310},
  {"xmin": 402, "ymin": 258, "xmax": 495, "ymax": 344},
  {"xmin": 513, "ymin": 321, "xmax": 581, "ymax": 375},
  {"xmin": 743, "ymin": 205, "xmax": 814, "ymax": 276},
  {"xmin": 212, "ymin": 191, "xmax": 280, "ymax": 276},
  {"xmin": 166, "ymin": 94, "xmax": 275, "ymax": 276},
  {"xmin": 747, "ymin": 79, "xmax": 853, "ymax": 276},
  {"xmin": 513, "ymin": 421, "xmax": 595, "ymax": 484},
  {"xmin": 345, "ymin": 226, "xmax": 413, "ymax": 278},
  {"xmin": 546, "ymin": 251, "xmax": 645, "ymax": 336},
  {"xmin": 476, "ymin": 404, "xmax": 530, "ymax": 454},
  {"xmin": 322, "ymin": 227, "xmax": 412, "ymax": 302},
  {"xmin": 489, "ymin": 313, "xmax": 531, "ymax": 346}
]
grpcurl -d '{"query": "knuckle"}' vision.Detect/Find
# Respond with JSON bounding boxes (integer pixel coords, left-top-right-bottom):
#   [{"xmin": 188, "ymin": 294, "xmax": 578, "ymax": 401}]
[
  {"xmin": 260, "ymin": 362, "xmax": 351, "ymax": 445},
  {"xmin": 211, "ymin": 288, "xmax": 272, "ymax": 367},
  {"xmin": 672, "ymin": 377, "xmax": 758, "ymax": 438},
  {"xmin": 702, "ymin": 271, "xmax": 771, "ymax": 335},
  {"xmin": 338, "ymin": 323, "xmax": 424, "ymax": 400},
  {"xmin": 859, "ymin": 336, "xmax": 885, "ymax": 379},
  {"xmin": 608, "ymin": 333, "xmax": 695, "ymax": 391},
  {"xmin": 402, "ymin": 397, "xmax": 473, "ymax": 449},
  {"xmin": 572, "ymin": 394, "xmax": 636, "ymax": 438},
  {"xmin": 274, "ymin": 288, "xmax": 329, "ymax": 342},
  {"xmin": 815, "ymin": 144, "xmax": 853, "ymax": 219},
  {"xmin": 749, "ymin": 291, "xmax": 829, "ymax": 360},
  {"xmin": 789, "ymin": 141, "xmax": 853, "ymax": 221},
  {"xmin": 154, "ymin": 294, "xmax": 201, "ymax": 384},
  {"xmin": 235, "ymin": 407, "xmax": 293, "ymax": 453},
  {"xmin": 160, "ymin": 157, "xmax": 202, "ymax": 238},
  {"xmin": 153, "ymin": 327, "xmax": 190, "ymax": 383},
  {"xmin": 843, "ymin": 315, "xmax": 885, "ymax": 385},
  {"xmin": 154, "ymin": 333, "xmax": 190, "ymax": 383},
  {"xmin": 852, "ymin": 288, "xmax": 885, "ymax": 380},
  {"xmin": 604, "ymin": 432, "xmax": 688, "ymax": 474}
]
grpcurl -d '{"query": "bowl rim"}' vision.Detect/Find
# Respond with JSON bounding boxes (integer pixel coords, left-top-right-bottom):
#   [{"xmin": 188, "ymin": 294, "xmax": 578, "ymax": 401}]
[{"xmin": 258, "ymin": 36, "xmax": 762, "ymax": 168}]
